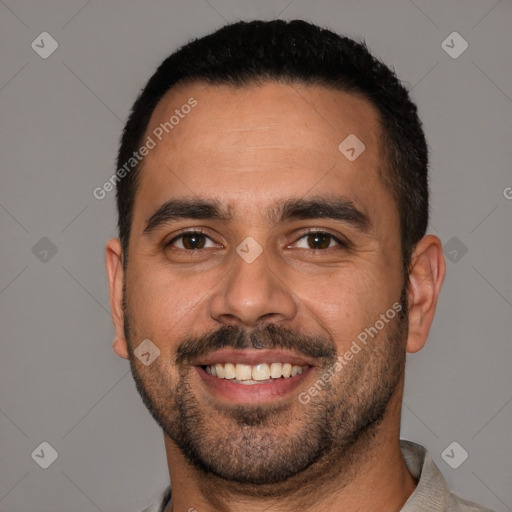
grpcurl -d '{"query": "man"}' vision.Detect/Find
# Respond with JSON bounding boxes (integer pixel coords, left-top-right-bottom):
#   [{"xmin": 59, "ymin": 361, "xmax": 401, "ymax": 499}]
[{"xmin": 105, "ymin": 20, "xmax": 493, "ymax": 512}]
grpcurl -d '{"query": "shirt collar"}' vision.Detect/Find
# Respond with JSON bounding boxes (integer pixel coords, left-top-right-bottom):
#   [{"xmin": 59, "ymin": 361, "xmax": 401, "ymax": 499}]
[{"xmin": 399, "ymin": 440, "xmax": 450, "ymax": 511}]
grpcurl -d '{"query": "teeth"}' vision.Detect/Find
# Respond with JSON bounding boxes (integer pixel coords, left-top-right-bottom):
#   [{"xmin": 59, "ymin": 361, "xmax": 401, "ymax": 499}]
[
  {"xmin": 204, "ymin": 363, "xmax": 306, "ymax": 381},
  {"xmin": 235, "ymin": 364, "xmax": 252, "ymax": 381},
  {"xmin": 252, "ymin": 363, "xmax": 270, "ymax": 381},
  {"xmin": 290, "ymin": 365, "xmax": 303, "ymax": 377},
  {"xmin": 215, "ymin": 364, "xmax": 225, "ymax": 378},
  {"xmin": 224, "ymin": 363, "xmax": 236, "ymax": 379},
  {"xmin": 270, "ymin": 362, "xmax": 282, "ymax": 378}
]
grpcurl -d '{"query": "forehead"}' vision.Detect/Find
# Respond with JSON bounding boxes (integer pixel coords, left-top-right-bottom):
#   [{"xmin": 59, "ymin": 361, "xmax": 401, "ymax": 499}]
[{"xmin": 134, "ymin": 81, "xmax": 392, "ymax": 225}]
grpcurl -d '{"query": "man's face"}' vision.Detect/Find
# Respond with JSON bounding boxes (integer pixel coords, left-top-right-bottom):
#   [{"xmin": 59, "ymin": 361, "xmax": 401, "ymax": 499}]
[{"xmin": 122, "ymin": 82, "xmax": 407, "ymax": 485}]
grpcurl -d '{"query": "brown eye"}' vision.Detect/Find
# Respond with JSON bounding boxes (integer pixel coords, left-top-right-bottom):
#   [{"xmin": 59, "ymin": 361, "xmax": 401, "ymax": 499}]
[
  {"xmin": 168, "ymin": 232, "xmax": 214, "ymax": 250},
  {"xmin": 182, "ymin": 233, "xmax": 206, "ymax": 249},
  {"xmin": 306, "ymin": 233, "xmax": 332, "ymax": 249},
  {"xmin": 294, "ymin": 231, "xmax": 346, "ymax": 250}
]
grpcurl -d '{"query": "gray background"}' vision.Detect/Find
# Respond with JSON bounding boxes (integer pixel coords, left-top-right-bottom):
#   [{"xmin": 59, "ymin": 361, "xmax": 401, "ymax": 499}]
[{"xmin": 0, "ymin": 0, "xmax": 511, "ymax": 511}]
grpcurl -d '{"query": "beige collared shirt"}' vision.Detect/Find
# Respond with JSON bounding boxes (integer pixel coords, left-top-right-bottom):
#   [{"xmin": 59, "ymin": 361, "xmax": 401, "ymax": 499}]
[{"xmin": 141, "ymin": 440, "xmax": 494, "ymax": 512}]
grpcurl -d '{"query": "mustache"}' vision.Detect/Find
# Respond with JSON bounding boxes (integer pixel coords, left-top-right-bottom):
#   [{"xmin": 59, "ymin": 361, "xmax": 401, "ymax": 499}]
[{"xmin": 175, "ymin": 323, "xmax": 336, "ymax": 365}]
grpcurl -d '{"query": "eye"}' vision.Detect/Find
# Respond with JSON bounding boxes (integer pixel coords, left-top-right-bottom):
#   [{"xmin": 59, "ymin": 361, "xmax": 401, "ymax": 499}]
[
  {"xmin": 166, "ymin": 231, "xmax": 219, "ymax": 250},
  {"xmin": 293, "ymin": 231, "xmax": 348, "ymax": 250}
]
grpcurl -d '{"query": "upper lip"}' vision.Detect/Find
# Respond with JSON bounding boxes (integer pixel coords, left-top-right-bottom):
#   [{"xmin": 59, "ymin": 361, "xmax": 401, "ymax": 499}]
[{"xmin": 192, "ymin": 348, "xmax": 315, "ymax": 367}]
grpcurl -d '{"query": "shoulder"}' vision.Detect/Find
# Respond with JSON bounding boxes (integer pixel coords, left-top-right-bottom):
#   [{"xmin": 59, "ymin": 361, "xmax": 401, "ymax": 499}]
[
  {"xmin": 446, "ymin": 492, "xmax": 496, "ymax": 512},
  {"xmin": 399, "ymin": 440, "xmax": 495, "ymax": 512},
  {"xmin": 139, "ymin": 485, "xmax": 172, "ymax": 512}
]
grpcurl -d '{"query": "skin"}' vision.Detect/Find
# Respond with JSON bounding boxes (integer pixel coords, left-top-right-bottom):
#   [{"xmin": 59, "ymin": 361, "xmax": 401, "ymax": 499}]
[{"xmin": 106, "ymin": 82, "xmax": 445, "ymax": 512}]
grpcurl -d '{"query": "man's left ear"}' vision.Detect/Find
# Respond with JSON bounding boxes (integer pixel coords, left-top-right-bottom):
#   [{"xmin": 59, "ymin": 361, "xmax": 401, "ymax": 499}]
[{"xmin": 405, "ymin": 234, "xmax": 446, "ymax": 353}]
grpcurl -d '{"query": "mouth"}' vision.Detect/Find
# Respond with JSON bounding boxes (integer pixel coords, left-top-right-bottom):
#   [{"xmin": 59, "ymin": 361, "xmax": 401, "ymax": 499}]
[
  {"xmin": 193, "ymin": 349, "xmax": 315, "ymax": 403},
  {"xmin": 204, "ymin": 361, "xmax": 308, "ymax": 382}
]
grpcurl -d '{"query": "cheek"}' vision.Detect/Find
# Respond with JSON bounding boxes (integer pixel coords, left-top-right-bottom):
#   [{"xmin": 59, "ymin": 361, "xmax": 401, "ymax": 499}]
[
  {"xmin": 296, "ymin": 266, "xmax": 394, "ymax": 349},
  {"xmin": 126, "ymin": 267, "xmax": 212, "ymax": 347}
]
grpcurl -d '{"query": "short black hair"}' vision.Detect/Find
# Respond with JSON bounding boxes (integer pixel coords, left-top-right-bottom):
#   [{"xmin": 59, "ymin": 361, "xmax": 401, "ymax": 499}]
[{"xmin": 116, "ymin": 19, "xmax": 429, "ymax": 277}]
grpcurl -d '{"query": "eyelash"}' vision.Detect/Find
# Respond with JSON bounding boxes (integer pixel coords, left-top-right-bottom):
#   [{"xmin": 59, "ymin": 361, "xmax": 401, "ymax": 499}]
[{"xmin": 165, "ymin": 229, "xmax": 350, "ymax": 251}]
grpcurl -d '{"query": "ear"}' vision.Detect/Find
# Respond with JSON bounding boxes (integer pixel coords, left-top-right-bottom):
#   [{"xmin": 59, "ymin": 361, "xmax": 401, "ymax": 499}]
[
  {"xmin": 406, "ymin": 234, "xmax": 446, "ymax": 354},
  {"xmin": 105, "ymin": 238, "xmax": 129, "ymax": 359}
]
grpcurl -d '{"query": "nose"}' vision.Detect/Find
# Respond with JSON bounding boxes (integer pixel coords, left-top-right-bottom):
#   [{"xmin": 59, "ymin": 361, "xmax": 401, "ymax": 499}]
[{"xmin": 208, "ymin": 243, "xmax": 298, "ymax": 329}]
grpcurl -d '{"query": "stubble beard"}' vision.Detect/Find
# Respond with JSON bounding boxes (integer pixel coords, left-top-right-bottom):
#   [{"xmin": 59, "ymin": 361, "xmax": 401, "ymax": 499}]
[{"xmin": 124, "ymin": 291, "xmax": 408, "ymax": 495}]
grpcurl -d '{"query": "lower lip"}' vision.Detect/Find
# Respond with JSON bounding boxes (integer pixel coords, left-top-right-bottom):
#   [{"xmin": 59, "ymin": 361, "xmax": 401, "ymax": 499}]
[{"xmin": 195, "ymin": 366, "xmax": 314, "ymax": 403}]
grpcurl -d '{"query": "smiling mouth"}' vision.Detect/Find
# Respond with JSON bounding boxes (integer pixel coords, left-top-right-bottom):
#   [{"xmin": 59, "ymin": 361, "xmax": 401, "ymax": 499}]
[
  {"xmin": 202, "ymin": 362, "xmax": 309, "ymax": 385},
  {"xmin": 193, "ymin": 348, "xmax": 315, "ymax": 401}
]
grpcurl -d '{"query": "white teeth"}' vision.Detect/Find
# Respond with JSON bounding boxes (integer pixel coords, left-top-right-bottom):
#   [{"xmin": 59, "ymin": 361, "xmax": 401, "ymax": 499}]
[
  {"xmin": 204, "ymin": 362, "xmax": 306, "ymax": 381},
  {"xmin": 270, "ymin": 362, "xmax": 283, "ymax": 379},
  {"xmin": 235, "ymin": 364, "xmax": 252, "ymax": 381},
  {"xmin": 252, "ymin": 363, "xmax": 270, "ymax": 381},
  {"xmin": 291, "ymin": 365, "xmax": 304, "ymax": 377},
  {"xmin": 215, "ymin": 363, "xmax": 225, "ymax": 378},
  {"xmin": 224, "ymin": 363, "xmax": 236, "ymax": 379}
]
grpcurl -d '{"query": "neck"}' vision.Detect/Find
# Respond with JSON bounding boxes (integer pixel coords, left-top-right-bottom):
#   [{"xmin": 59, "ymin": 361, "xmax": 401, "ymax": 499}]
[{"xmin": 164, "ymin": 391, "xmax": 416, "ymax": 512}]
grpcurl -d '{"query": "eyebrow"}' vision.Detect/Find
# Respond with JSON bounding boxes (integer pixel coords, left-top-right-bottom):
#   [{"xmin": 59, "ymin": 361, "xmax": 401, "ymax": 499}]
[
  {"xmin": 143, "ymin": 196, "xmax": 371, "ymax": 234},
  {"xmin": 143, "ymin": 199, "xmax": 230, "ymax": 234},
  {"xmin": 275, "ymin": 197, "xmax": 371, "ymax": 232}
]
